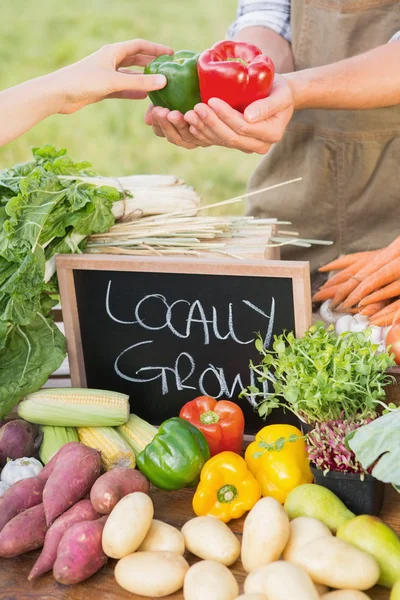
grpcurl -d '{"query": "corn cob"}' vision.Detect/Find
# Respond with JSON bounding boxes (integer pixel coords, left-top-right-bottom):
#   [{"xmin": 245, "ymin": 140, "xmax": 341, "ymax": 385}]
[
  {"xmin": 17, "ymin": 388, "xmax": 130, "ymax": 427},
  {"xmin": 78, "ymin": 426, "xmax": 136, "ymax": 470},
  {"xmin": 39, "ymin": 425, "xmax": 79, "ymax": 464},
  {"xmin": 117, "ymin": 414, "xmax": 158, "ymax": 459}
]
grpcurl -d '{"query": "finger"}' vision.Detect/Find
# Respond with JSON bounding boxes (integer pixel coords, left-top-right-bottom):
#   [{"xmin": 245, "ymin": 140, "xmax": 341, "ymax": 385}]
[
  {"xmin": 192, "ymin": 102, "xmax": 270, "ymax": 153},
  {"xmin": 244, "ymin": 82, "xmax": 293, "ymax": 123},
  {"xmin": 113, "ymin": 71, "xmax": 167, "ymax": 93},
  {"xmin": 149, "ymin": 107, "xmax": 166, "ymax": 137},
  {"xmin": 185, "ymin": 109, "xmax": 218, "ymax": 143},
  {"xmin": 207, "ymin": 98, "xmax": 258, "ymax": 138},
  {"xmin": 107, "ymin": 90, "xmax": 147, "ymax": 100},
  {"xmin": 155, "ymin": 108, "xmax": 197, "ymax": 149},
  {"xmin": 167, "ymin": 111, "xmax": 208, "ymax": 146},
  {"xmin": 144, "ymin": 104, "xmax": 155, "ymax": 126},
  {"xmin": 192, "ymin": 103, "xmax": 241, "ymax": 145},
  {"xmin": 110, "ymin": 39, "xmax": 173, "ymax": 65},
  {"xmin": 119, "ymin": 54, "xmax": 160, "ymax": 68}
]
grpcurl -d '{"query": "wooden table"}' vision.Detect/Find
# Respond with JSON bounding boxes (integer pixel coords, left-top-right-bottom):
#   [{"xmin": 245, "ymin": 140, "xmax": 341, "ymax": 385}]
[{"xmin": 0, "ymin": 485, "xmax": 398, "ymax": 600}]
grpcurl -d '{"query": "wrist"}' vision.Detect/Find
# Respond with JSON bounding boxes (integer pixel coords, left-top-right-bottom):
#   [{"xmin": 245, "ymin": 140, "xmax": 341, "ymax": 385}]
[
  {"xmin": 284, "ymin": 70, "xmax": 312, "ymax": 110},
  {"xmin": 33, "ymin": 72, "xmax": 68, "ymax": 116}
]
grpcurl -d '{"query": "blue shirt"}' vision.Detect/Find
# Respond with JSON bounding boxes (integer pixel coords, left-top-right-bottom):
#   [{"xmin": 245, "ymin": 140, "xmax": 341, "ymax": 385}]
[{"xmin": 228, "ymin": 0, "xmax": 400, "ymax": 44}]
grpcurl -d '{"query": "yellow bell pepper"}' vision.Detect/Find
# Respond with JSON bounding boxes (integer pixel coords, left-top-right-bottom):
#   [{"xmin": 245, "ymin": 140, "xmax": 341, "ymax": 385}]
[
  {"xmin": 245, "ymin": 424, "xmax": 313, "ymax": 504},
  {"xmin": 192, "ymin": 451, "xmax": 262, "ymax": 523}
]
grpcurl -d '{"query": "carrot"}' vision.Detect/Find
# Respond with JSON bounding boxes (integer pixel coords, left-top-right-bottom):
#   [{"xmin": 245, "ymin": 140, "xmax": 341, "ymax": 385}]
[
  {"xmin": 342, "ymin": 255, "xmax": 400, "ymax": 309},
  {"xmin": 358, "ymin": 279, "xmax": 400, "ymax": 307},
  {"xmin": 368, "ymin": 298, "xmax": 400, "ymax": 320},
  {"xmin": 370, "ymin": 312, "xmax": 400, "ymax": 327},
  {"xmin": 359, "ymin": 301, "xmax": 388, "ymax": 317},
  {"xmin": 332, "ymin": 236, "xmax": 400, "ymax": 308},
  {"xmin": 321, "ymin": 255, "xmax": 372, "ymax": 289},
  {"xmin": 312, "ymin": 284, "xmax": 341, "ymax": 303},
  {"xmin": 318, "ymin": 250, "xmax": 378, "ymax": 273}
]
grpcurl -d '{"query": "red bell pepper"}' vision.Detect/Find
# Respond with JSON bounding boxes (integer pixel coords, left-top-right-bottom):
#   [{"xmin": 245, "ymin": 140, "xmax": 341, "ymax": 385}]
[
  {"xmin": 179, "ymin": 396, "xmax": 245, "ymax": 457},
  {"xmin": 197, "ymin": 41, "xmax": 275, "ymax": 113}
]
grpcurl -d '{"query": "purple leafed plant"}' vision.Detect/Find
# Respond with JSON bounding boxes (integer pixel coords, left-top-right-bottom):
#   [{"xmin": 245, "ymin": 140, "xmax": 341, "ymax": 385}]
[{"xmin": 306, "ymin": 415, "xmax": 372, "ymax": 474}]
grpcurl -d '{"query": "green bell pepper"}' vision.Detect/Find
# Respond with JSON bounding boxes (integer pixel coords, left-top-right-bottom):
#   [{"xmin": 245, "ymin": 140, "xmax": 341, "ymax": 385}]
[
  {"xmin": 144, "ymin": 50, "xmax": 201, "ymax": 114},
  {"xmin": 137, "ymin": 417, "xmax": 210, "ymax": 491}
]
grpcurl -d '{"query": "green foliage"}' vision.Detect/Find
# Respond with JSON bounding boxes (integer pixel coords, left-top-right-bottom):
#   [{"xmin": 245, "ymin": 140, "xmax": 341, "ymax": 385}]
[
  {"xmin": 241, "ymin": 322, "xmax": 396, "ymax": 424},
  {"xmin": 0, "ymin": 145, "xmax": 121, "ymax": 417},
  {"xmin": 347, "ymin": 409, "xmax": 400, "ymax": 488}
]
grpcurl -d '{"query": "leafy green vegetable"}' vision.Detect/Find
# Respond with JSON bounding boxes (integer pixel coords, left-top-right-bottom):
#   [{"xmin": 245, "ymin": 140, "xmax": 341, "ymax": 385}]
[
  {"xmin": 241, "ymin": 322, "xmax": 395, "ymax": 424},
  {"xmin": 0, "ymin": 145, "xmax": 122, "ymax": 418},
  {"xmin": 346, "ymin": 409, "xmax": 400, "ymax": 489}
]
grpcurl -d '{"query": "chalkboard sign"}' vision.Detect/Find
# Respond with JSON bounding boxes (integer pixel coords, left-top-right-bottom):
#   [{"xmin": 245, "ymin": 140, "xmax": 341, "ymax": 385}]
[{"xmin": 56, "ymin": 255, "xmax": 311, "ymax": 433}]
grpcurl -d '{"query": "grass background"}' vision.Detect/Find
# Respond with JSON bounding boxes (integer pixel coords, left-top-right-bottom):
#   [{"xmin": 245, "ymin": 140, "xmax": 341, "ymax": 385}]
[{"xmin": 0, "ymin": 0, "xmax": 260, "ymax": 213}]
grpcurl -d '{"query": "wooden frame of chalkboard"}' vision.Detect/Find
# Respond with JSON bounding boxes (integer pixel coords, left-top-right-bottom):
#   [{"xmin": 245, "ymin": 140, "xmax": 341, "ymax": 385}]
[{"xmin": 56, "ymin": 254, "xmax": 311, "ymax": 432}]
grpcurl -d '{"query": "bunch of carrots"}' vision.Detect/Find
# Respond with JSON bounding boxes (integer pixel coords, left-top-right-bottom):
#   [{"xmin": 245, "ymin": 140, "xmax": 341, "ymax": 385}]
[{"xmin": 312, "ymin": 236, "xmax": 400, "ymax": 327}]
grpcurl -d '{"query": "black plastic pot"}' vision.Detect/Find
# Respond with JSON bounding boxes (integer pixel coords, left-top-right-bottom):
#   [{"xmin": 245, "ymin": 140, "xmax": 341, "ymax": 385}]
[{"xmin": 311, "ymin": 466, "xmax": 385, "ymax": 516}]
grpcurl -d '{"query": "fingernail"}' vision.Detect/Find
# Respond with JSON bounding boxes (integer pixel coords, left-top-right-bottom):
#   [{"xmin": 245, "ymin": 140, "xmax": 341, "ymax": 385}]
[
  {"xmin": 197, "ymin": 107, "xmax": 207, "ymax": 120},
  {"xmin": 155, "ymin": 75, "xmax": 167, "ymax": 87},
  {"xmin": 245, "ymin": 107, "xmax": 259, "ymax": 122}
]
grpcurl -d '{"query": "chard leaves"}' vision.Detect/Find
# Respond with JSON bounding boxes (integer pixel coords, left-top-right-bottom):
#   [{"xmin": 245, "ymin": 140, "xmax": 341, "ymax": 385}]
[
  {"xmin": 347, "ymin": 409, "xmax": 400, "ymax": 488},
  {"xmin": 0, "ymin": 145, "xmax": 121, "ymax": 417}
]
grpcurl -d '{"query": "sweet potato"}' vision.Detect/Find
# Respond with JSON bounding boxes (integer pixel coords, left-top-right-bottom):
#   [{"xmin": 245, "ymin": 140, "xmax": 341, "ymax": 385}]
[
  {"xmin": 0, "ymin": 420, "xmax": 41, "ymax": 467},
  {"xmin": 28, "ymin": 499, "xmax": 101, "ymax": 580},
  {"xmin": 90, "ymin": 468, "xmax": 150, "ymax": 514},
  {"xmin": 42, "ymin": 442, "xmax": 101, "ymax": 525},
  {"xmin": 0, "ymin": 476, "xmax": 45, "ymax": 533},
  {"xmin": 37, "ymin": 441, "xmax": 82, "ymax": 482},
  {"xmin": 53, "ymin": 516, "xmax": 108, "ymax": 585},
  {"xmin": 0, "ymin": 503, "xmax": 47, "ymax": 557}
]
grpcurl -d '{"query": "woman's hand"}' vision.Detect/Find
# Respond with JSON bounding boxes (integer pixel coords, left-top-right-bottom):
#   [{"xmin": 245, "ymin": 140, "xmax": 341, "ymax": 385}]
[
  {"xmin": 50, "ymin": 39, "xmax": 173, "ymax": 114},
  {"xmin": 145, "ymin": 75, "xmax": 294, "ymax": 154}
]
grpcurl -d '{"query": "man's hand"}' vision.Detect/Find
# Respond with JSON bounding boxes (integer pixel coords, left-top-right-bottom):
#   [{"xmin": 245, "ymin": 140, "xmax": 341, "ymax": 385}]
[
  {"xmin": 144, "ymin": 75, "xmax": 294, "ymax": 154},
  {"xmin": 50, "ymin": 39, "xmax": 174, "ymax": 115}
]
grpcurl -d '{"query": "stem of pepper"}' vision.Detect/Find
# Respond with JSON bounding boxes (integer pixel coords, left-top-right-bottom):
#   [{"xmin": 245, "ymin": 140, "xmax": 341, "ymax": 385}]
[
  {"xmin": 217, "ymin": 484, "xmax": 238, "ymax": 503},
  {"xmin": 226, "ymin": 58, "xmax": 248, "ymax": 66},
  {"xmin": 200, "ymin": 410, "xmax": 220, "ymax": 425}
]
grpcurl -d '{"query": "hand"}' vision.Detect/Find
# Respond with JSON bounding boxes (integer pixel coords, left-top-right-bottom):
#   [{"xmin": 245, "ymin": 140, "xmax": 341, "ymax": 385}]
[
  {"xmin": 184, "ymin": 75, "xmax": 295, "ymax": 154},
  {"xmin": 145, "ymin": 104, "xmax": 212, "ymax": 150},
  {"xmin": 49, "ymin": 39, "xmax": 173, "ymax": 115}
]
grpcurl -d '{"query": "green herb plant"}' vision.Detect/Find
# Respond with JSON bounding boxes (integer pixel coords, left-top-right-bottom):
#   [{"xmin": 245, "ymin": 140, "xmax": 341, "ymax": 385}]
[
  {"xmin": 241, "ymin": 322, "xmax": 395, "ymax": 425},
  {"xmin": 0, "ymin": 146, "xmax": 121, "ymax": 418}
]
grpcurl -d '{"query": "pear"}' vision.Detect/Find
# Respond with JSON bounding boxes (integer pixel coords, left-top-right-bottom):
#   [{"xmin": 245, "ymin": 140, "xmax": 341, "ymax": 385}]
[
  {"xmin": 337, "ymin": 515, "xmax": 400, "ymax": 588},
  {"xmin": 284, "ymin": 484, "xmax": 354, "ymax": 533},
  {"xmin": 391, "ymin": 579, "xmax": 400, "ymax": 600}
]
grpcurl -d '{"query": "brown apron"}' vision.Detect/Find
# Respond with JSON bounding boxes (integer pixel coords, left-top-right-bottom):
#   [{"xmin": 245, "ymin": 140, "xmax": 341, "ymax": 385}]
[{"xmin": 248, "ymin": 0, "xmax": 400, "ymax": 274}]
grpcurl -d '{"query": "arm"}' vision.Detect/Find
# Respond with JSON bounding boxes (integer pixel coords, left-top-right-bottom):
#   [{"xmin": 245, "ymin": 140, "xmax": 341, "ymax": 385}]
[
  {"xmin": 233, "ymin": 27, "xmax": 294, "ymax": 74},
  {"xmin": 0, "ymin": 40, "xmax": 171, "ymax": 147},
  {"xmin": 286, "ymin": 41, "xmax": 400, "ymax": 110},
  {"xmin": 229, "ymin": 0, "xmax": 294, "ymax": 72}
]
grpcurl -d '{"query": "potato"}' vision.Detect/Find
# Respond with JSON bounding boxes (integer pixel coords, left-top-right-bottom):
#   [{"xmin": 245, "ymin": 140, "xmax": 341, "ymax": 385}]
[
  {"xmin": 315, "ymin": 584, "xmax": 329, "ymax": 595},
  {"xmin": 115, "ymin": 551, "xmax": 189, "ymax": 597},
  {"xmin": 183, "ymin": 560, "xmax": 239, "ymax": 600},
  {"xmin": 244, "ymin": 561, "xmax": 320, "ymax": 600},
  {"xmin": 241, "ymin": 497, "xmax": 290, "ymax": 573},
  {"xmin": 181, "ymin": 516, "xmax": 240, "ymax": 566},
  {"xmin": 283, "ymin": 516, "xmax": 332, "ymax": 561},
  {"xmin": 138, "ymin": 519, "xmax": 185, "ymax": 554},
  {"xmin": 321, "ymin": 593, "xmax": 371, "ymax": 600},
  {"xmin": 289, "ymin": 536, "xmax": 380, "ymax": 590},
  {"xmin": 234, "ymin": 595, "xmax": 268, "ymax": 599},
  {"xmin": 102, "ymin": 492, "xmax": 153, "ymax": 559}
]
